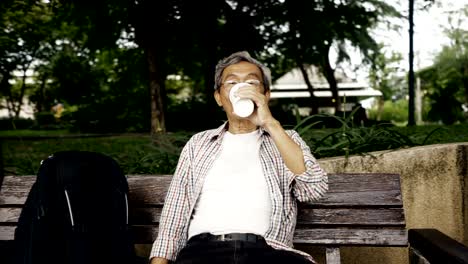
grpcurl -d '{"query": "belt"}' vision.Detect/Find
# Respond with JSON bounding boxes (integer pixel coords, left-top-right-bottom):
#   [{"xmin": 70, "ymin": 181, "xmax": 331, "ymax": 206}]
[{"xmin": 189, "ymin": 233, "xmax": 265, "ymax": 243}]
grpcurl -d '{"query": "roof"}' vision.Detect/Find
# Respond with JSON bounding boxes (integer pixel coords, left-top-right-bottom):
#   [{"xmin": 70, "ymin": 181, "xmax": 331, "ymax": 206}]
[{"xmin": 270, "ymin": 65, "xmax": 382, "ymax": 99}]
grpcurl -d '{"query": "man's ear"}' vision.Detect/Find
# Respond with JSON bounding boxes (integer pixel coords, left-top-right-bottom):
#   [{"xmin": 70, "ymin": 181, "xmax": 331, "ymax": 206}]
[
  {"xmin": 214, "ymin": 90, "xmax": 222, "ymax": 106},
  {"xmin": 265, "ymin": 90, "xmax": 271, "ymax": 101}
]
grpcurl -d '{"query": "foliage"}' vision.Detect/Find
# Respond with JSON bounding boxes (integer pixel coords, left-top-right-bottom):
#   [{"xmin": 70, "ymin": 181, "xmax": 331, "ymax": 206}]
[
  {"xmin": 295, "ymin": 111, "xmax": 440, "ymax": 159},
  {"xmin": 166, "ymin": 97, "xmax": 226, "ymax": 132},
  {"xmin": 5, "ymin": 121, "xmax": 468, "ymax": 175},
  {"xmin": 368, "ymin": 45, "xmax": 406, "ymax": 120},
  {"xmin": 32, "ymin": 111, "xmax": 64, "ymax": 130},
  {"xmin": 368, "ymin": 99, "xmax": 408, "ymax": 123},
  {"xmin": 0, "ymin": 118, "xmax": 34, "ymax": 130},
  {"xmin": 1, "ymin": 134, "xmax": 193, "ymax": 175},
  {"xmin": 164, "ymin": 75, "xmax": 226, "ymax": 131},
  {"xmin": 0, "ymin": 129, "xmax": 68, "ymax": 137},
  {"xmin": 369, "ymin": 46, "xmax": 404, "ymax": 101},
  {"xmin": 261, "ymin": 0, "xmax": 400, "ymax": 111},
  {"xmin": 0, "ymin": 0, "xmax": 55, "ymax": 117},
  {"xmin": 2, "ymin": 0, "xmax": 407, "ymax": 133},
  {"xmin": 148, "ymin": 132, "xmax": 193, "ymax": 173},
  {"xmin": 418, "ymin": 4, "xmax": 468, "ymax": 125},
  {"xmin": 5, "ymin": 0, "xmax": 462, "ymax": 133},
  {"xmin": 68, "ymin": 50, "xmax": 150, "ymax": 132},
  {"xmin": 419, "ymin": 64, "xmax": 465, "ymax": 125}
]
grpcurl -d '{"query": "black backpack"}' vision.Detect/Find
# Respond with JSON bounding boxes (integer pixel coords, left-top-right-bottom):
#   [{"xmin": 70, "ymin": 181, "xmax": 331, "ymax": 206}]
[{"xmin": 13, "ymin": 151, "xmax": 139, "ymax": 264}]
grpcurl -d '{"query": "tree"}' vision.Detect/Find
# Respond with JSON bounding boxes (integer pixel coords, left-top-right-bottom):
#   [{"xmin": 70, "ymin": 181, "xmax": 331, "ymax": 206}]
[
  {"xmin": 418, "ymin": 4, "xmax": 468, "ymax": 124},
  {"xmin": 442, "ymin": 4, "xmax": 468, "ymax": 108},
  {"xmin": 263, "ymin": 0, "xmax": 399, "ymax": 113},
  {"xmin": 0, "ymin": 0, "xmax": 53, "ymax": 118},
  {"xmin": 2, "ymin": 0, "xmax": 409, "ymax": 132},
  {"xmin": 408, "ymin": 0, "xmax": 437, "ymax": 126},
  {"xmin": 369, "ymin": 45, "xmax": 404, "ymax": 120},
  {"xmin": 53, "ymin": 0, "xmax": 256, "ymax": 133}
]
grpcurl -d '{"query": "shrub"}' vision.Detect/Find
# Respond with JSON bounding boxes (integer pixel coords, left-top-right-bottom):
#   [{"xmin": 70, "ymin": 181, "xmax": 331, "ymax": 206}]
[
  {"xmin": 166, "ymin": 97, "xmax": 226, "ymax": 132},
  {"xmin": 368, "ymin": 99, "xmax": 408, "ymax": 123},
  {"xmin": 0, "ymin": 118, "xmax": 34, "ymax": 130},
  {"xmin": 296, "ymin": 113, "xmax": 440, "ymax": 159},
  {"xmin": 63, "ymin": 102, "xmax": 150, "ymax": 133},
  {"xmin": 31, "ymin": 112, "xmax": 65, "ymax": 130}
]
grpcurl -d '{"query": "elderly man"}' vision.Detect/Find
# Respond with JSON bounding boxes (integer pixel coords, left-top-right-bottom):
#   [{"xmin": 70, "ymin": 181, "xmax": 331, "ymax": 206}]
[{"xmin": 150, "ymin": 51, "xmax": 328, "ymax": 264}]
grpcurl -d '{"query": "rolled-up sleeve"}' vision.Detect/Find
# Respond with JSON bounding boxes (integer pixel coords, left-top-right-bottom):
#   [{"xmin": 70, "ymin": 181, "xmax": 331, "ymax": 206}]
[
  {"xmin": 286, "ymin": 130, "xmax": 328, "ymax": 202},
  {"xmin": 150, "ymin": 142, "xmax": 192, "ymax": 261}
]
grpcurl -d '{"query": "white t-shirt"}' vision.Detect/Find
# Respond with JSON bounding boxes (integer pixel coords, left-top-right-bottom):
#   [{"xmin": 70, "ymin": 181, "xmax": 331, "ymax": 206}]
[{"xmin": 188, "ymin": 129, "xmax": 272, "ymax": 238}]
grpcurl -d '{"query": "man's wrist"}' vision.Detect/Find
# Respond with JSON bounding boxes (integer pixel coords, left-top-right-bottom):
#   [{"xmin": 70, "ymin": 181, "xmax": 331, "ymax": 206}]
[
  {"xmin": 150, "ymin": 257, "xmax": 169, "ymax": 264},
  {"xmin": 263, "ymin": 119, "xmax": 281, "ymax": 133}
]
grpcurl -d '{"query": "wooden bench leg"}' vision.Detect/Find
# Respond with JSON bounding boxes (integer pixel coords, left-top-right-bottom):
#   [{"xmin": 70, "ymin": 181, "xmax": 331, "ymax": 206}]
[{"xmin": 326, "ymin": 247, "xmax": 341, "ymax": 264}]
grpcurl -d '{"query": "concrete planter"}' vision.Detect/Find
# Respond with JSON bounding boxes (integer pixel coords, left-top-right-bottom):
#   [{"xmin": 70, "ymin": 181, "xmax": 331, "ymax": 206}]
[{"xmin": 313, "ymin": 143, "xmax": 468, "ymax": 264}]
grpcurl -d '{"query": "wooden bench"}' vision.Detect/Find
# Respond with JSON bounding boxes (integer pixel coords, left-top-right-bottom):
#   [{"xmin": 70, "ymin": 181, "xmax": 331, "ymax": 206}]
[{"xmin": 0, "ymin": 173, "xmax": 407, "ymax": 263}]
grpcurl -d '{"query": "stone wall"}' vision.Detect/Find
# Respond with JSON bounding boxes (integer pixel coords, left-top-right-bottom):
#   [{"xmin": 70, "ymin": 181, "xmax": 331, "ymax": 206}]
[{"xmin": 311, "ymin": 143, "xmax": 468, "ymax": 264}]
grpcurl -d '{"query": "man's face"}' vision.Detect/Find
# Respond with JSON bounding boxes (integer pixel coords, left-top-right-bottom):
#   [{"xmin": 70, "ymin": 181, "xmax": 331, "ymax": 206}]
[{"xmin": 214, "ymin": 61, "xmax": 268, "ymax": 119}]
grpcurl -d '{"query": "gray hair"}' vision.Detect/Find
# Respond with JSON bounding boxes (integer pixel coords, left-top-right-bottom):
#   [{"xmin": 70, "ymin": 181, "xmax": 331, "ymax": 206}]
[{"xmin": 214, "ymin": 51, "xmax": 271, "ymax": 91}]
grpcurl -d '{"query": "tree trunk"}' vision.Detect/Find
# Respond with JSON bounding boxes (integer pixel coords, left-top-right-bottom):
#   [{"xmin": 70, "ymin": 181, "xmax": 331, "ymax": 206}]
[
  {"xmin": 377, "ymin": 97, "xmax": 384, "ymax": 121},
  {"xmin": 298, "ymin": 63, "xmax": 318, "ymax": 114},
  {"xmin": 147, "ymin": 46, "xmax": 166, "ymax": 134},
  {"xmin": 287, "ymin": 6, "xmax": 318, "ymax": 115},
  {"xmin": 0, "ymin": 70, "xmax": 13, "ymax": 116},
  {"xmin": 201, "ymin": 2, "xmax": 221, "ymax": 95},
  {"xmin": 407, "ymin": 0, "xmax": 416, "ymax": 126},
  {"xmin": 462, "ymin": 64, "xmax": 468, "ymax": 107},
  {"xmin": 132, "ymin": 0, "xmax": 169, "ymax": 134},
  {"xmin": 14, "ymin": 69, "xmax": 29, "ymax": 118},
  {"xmin": 4, "ymin": 74, "xmax": 16, "ymax": 118},
  {"xmin": 36, "ymin": 74, "xmax": 47, "ymax": 113},
  {"xmin": 320, "ymin": 48, "xmax": 341, "ymax": 113}
]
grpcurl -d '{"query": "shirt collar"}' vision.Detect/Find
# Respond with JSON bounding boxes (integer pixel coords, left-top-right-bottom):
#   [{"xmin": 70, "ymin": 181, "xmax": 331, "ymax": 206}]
[{"xmin": 209, "ymin": 121, "xmax": 270, "ymax": 142}]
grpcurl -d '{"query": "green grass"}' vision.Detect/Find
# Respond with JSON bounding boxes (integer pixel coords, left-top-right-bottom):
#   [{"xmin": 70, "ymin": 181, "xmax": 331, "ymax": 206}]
[
  {"xmin": 2, "ymin": 123, "xmax": 468, "ymax": 175},
  {"xmin": 299, "ymin": 123, "xmax": 468, "ymax": 159},
  {"xmin": 390, "ymin": 124, "xmax": 468, "ymax": 144},
  {"xmin": 0, "ymin": 129, "xmax": 71, "ymax": 137},
  {"xmin": 2, "ymin": 135, "xmax": 184, "ymax": 175},
  {"xmin": 302, "ymin": 123, "xmax": 468, "ymax": 145}
]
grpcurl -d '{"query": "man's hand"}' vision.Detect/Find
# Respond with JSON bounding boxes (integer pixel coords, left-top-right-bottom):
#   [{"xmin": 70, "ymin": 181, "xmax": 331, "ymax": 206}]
[
  {"xmin": 150, "ymin": 257, "xmax": 169, "ymax": 264},
  {"xmin": 235, "ymin": 87, "xmax": 275, "ymax": 128}
]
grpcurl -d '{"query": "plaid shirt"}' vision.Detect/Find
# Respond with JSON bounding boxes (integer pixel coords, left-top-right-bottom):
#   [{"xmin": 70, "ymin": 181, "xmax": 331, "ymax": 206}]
[{"xmin": 150, "ymin": 122, "xmax": 328, "ymax": 263}]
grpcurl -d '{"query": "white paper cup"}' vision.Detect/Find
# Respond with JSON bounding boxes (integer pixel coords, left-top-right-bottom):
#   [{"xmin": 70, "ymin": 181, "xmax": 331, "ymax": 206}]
[{"xmin": 229, "ymin": 83, "xmax": 255, "ymax": 118}]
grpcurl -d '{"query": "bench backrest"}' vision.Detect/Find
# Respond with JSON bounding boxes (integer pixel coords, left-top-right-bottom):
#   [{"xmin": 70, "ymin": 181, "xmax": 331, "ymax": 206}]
[{"xmin": 0, "ymin": 173, "xmax": 407, "ymax": 247}]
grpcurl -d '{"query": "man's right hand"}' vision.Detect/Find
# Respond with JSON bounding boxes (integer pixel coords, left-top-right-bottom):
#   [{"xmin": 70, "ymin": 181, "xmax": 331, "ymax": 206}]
[{"xmin": 150, "ymin": 257, "xmax": 169, "ymax": 264}]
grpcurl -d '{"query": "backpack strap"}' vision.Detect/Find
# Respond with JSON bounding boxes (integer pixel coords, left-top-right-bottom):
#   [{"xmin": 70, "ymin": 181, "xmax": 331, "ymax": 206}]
[
  {"xmin": 63, "ymin": 189, "xmax": 75, "ymax": 227},
  {"xmin": 38, "ymin": 153, "xmax": 76, "ymax": 228}
]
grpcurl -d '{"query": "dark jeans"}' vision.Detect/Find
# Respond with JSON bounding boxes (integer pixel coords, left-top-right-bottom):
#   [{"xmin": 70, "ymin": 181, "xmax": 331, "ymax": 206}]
[{"xmin": 174, "ymin": 237, "xmax": 311, "ymax": 264}]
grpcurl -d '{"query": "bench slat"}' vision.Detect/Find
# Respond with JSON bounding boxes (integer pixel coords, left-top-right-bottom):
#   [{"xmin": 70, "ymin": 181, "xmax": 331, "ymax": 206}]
[
  {"xmin": 0, "ymin": 207, "xmax": 405, "ymax": 226},
  {"xmin": 297, "ymin": 208, "xmax": 405, "ymax": 225},
  {"xmin": 0, "ymin": 226, "xmax": 14, "ymax": 241},
  {"xmin": 0, "ymin": 225, "xmax": 408, "ymax": 246},
  {"xmin": 0, "ymin": 174, "xmax": 403, "ymax": 207},
  {"xmin": 0, "ymin": 208, "xmax": 21, "ymax": 222},
  {"xmin": 0, "ymin": 176, "xmax": 35, "ymax": 205},
  {"xmin": 294, "ymin": 227, "xmax": 408, "ymax": 246},
  {"xmin": 131, "ymin": 226, "xmax": 409, "ymax": 245}
]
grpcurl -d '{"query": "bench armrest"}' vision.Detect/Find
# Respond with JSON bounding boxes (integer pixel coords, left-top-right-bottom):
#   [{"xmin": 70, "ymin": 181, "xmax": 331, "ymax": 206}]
[{"xmin": 409, "ymin": 228, "xmax": 468, "ymax": 264}]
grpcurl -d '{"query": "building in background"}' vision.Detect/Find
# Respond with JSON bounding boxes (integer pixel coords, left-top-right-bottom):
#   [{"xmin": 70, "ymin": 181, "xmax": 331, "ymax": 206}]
[{"xmin": 270, "ymin": 65, "xmax": 382, "ymax": 116}]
